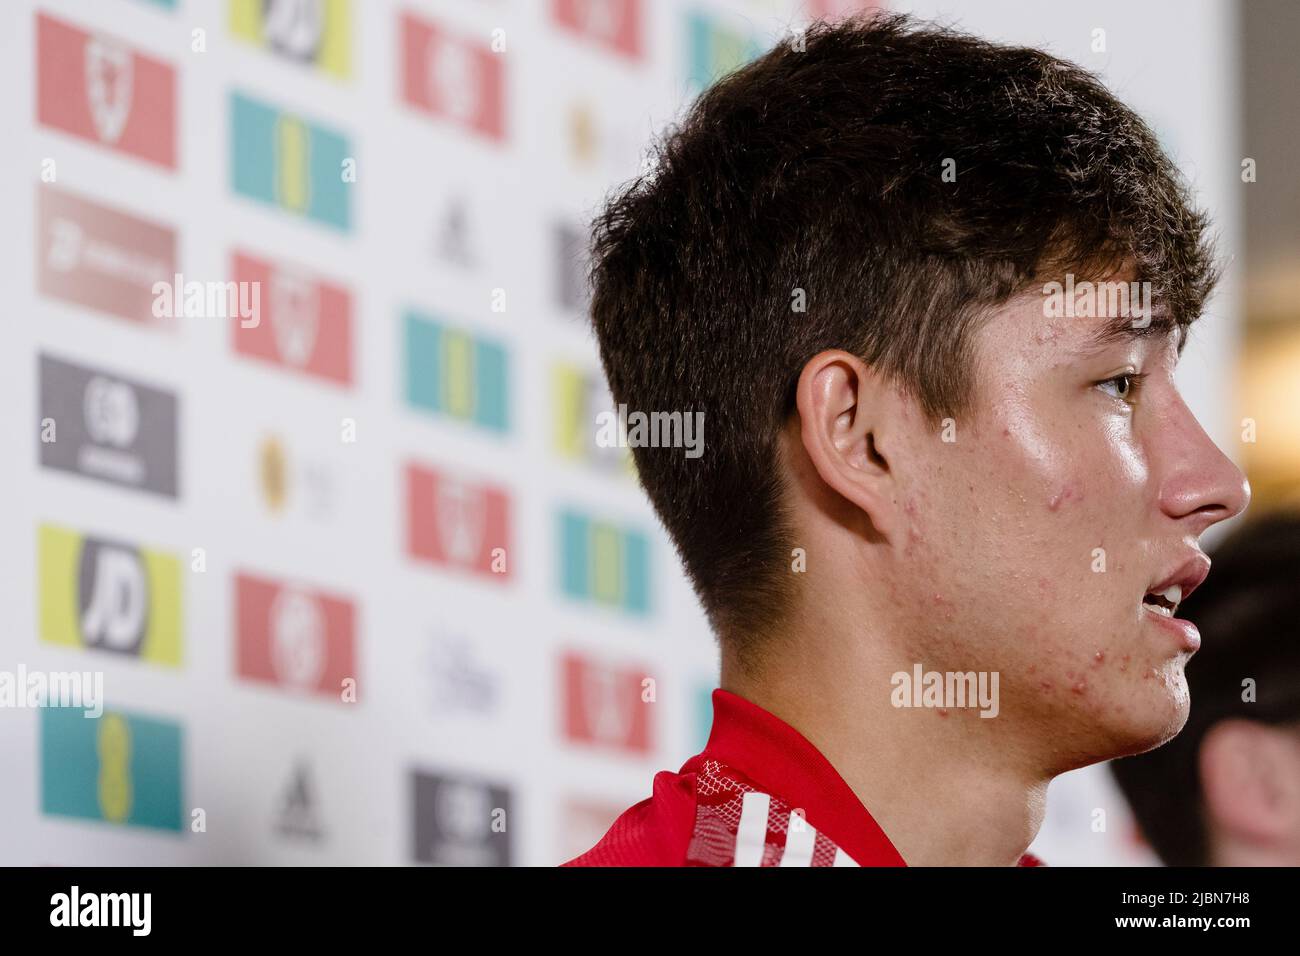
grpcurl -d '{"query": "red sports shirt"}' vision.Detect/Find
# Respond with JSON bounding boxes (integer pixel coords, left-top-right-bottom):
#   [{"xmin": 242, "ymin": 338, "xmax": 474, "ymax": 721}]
[{"xmin": 565, "ymin": 688, "xmax": 1045, "ymax": 867}]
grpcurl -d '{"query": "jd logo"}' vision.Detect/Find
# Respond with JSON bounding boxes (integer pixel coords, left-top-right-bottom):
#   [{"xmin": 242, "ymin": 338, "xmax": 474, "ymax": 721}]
[
  {"xmin": 83, "ymin": 376, "xmax": 139, "ymax": 448},
  {"xmin": 271, "ymin": 269, "xmax": 320, "ymax": 367},
  {"xmin": 85, "ymin": 37, "xmax": 133, "ymax": 145},
  {"xmin": 78, "ymin": 539, "xmax": 147, "ymax": 654},
  {"xmin": 264, "ymin": 0, "xmax": 324, "ymax": 62},
  {"xmin": 270, "ymin": 588, "xmax": 326, "ymax": 688}
]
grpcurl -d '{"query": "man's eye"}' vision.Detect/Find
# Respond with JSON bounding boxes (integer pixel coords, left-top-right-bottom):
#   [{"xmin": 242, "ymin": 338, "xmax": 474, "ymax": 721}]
[{"xmin": 1097, "ymin": 373, "xmax": 1143, "ymax": 403}]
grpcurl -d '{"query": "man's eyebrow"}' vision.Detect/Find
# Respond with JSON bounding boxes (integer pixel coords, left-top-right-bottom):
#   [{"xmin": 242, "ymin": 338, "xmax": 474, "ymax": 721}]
[{"xmin": 1079, "ymin": 314, "xmax": 1185, "ymax": 355}]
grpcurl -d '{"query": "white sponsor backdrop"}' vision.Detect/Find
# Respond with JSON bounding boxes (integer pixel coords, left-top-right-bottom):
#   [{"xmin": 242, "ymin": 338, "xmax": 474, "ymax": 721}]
[{"xmin": 0, "ymin": 0, "xmax": 1238, "ymax": 866}]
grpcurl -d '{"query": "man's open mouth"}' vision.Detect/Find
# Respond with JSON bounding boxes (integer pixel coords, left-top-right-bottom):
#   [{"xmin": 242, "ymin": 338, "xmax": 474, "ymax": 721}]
[
  {"xmin": 1141, "ymin": 554, "xmax": 1211, "ymax": 622},
  {"xmin": 1142, "ymin": 586, "xmax": 1182, "ymax": 618}
]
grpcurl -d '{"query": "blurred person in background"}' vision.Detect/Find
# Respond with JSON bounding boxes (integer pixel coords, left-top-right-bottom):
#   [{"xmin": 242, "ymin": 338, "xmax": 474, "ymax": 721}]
[{"xmin": 1111, "ymin": 512, "xmax": 1300, "ymax": 866}]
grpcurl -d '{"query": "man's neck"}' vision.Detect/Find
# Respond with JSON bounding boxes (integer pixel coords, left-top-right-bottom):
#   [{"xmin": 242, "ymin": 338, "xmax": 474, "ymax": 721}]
[{"xmin": 721, "ymin": 633, "xmax": 1052, "ymax": 867}]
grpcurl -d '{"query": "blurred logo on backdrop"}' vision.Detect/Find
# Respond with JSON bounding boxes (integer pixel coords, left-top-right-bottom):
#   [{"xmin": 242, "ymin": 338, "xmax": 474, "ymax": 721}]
[
  {"xmin": 229, "ymin": 0, "xmax": 351, "ymax": 77},
  {"xmin": 36, "ymin": 13, "xmax": 177, "ymax": 168},
  {"xmin": 275, "ymin": 759, "xmax": 325, "ymax": 842},
  {"xmin": 38, "ymin": 524, "xmax": 183, "ymax": 667},
  {"xmin": 38, "ymin": 186, "xmax": 177, "ymax": 326},
  {"xmin": 560, "ymin": 651, "xmax": 653, "ymax": 754},
  {"xmin": 38, "ymin": 354, "xmax": 180, "ymax": 498},
  {"xmin": 426, "ymin": 635, "xmax": 499, "ymax": 716},
  {"xmin": 805, "ymin": 0, "xmax": 883, "ymax": 21},
  {"xmin": 558, "ymin": 508, "xmax": 650, "ymax": 615},
  {"xmin": 41, "ymin": 706, "xmax": 184, "ymax": 832},
  {"xmin": 405, "ymin": 462, "xmax": 511, "ymax": 581},
  {"xmin": 258, "ymin": 434, "xmax": 336, "ymax": 520},
  {"xmin": 685, "ymin": 8, "xmax": 762, "ymax": 97},
  {"xmin": 399, "ymin": 10, "xmax": 505, "ymax": 143},
  {"xmin": 551, "ymin": 361, "xmax": 632, "ymax": 475},
  {"xmin": 434, "ymin": 197, "xmax": 478, "ymax": 269},
  {"xmin": 551, "ymin": 0, "xmax": 643, "ymax": 60},
  {"xmin": 552, "ymin": 221, "xmax": 592, "ymax": 316},
  {"xmin": 230, "ymin": 90, "xmax": 352, "ymax": 231},
  {"xmin": 402, "ymin": 311, "xmax": 509, "ymax": 433},
  {"xmin": 411, "ymin": 770, "xmax": 512, "ymax": 866},
  {"xmin": 232, "ymin": 251, "xmax": 353, "ymax": 386},
  {"xmin": 235, "ymin": 572, "xmax": 357, "ymax": 701}
]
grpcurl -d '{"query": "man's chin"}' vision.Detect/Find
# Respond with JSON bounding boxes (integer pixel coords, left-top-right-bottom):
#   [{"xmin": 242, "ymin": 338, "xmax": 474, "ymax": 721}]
[
  {"xmin": 1047, "ymin": 667, "xmax": 1191, "ymax": 770},
  {"xmin": 1098, "ymin": 669, "xmax": 1193, "ymax": 760}
]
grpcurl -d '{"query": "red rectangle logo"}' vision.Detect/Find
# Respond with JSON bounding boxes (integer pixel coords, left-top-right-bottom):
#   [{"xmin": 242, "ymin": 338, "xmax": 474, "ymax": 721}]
[
  {"xmin": 552, "ymin": 0, "xmax": 642, "ymax": 60},
  {"xmin": 400, "ymin": 12, "xmax": 505, "ymax": 143},
  {"xmin": 38, "ymin": 185, "xmax": 177, "ymax": 326},
  {"xmin": 235, "ymin": 572, "xmax": 357, "ymax": 701},
  {"xmin": 231, "ymin": 251, "xmax": 353, "ymax": 386},
  {"xmin": 561, "ymin": 652, "xmax": 652, "ymax": 754},
  {"xmin": 406, "ymin": 462, "xmax": 511, "ymax": 581},
  {"xmin": 37, "ymin": 13, "xmax": 177, "ymax": 169}
]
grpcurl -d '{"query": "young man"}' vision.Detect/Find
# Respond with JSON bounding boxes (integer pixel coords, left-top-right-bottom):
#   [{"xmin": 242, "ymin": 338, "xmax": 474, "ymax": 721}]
[
  {"xmin": 1111, "ymin": 513, "xmax": 1300, "ymax": 866},
  {"xmin": 565, "ymin": 13, "xmax": 1250, "ymax": 867}
]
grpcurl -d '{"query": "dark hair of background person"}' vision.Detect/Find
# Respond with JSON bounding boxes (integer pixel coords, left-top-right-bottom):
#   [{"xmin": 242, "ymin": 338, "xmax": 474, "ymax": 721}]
[
  {"xmin": 586, "ymin": 11, "xmax": 1219, "ymax": 669},
  {"xmin": 1110, "ymin": 512, "xmax": 1300, "ymax": 866}
]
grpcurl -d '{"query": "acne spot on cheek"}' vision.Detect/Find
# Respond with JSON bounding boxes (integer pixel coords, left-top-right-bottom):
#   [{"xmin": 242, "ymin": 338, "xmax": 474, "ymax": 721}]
[
  {"xmin": 1071, "ymin": 680, "xmax": 1088, "ymax": 695},
  {"xmin": 1047, "ymin": 484, "xmax": 1083, "ymax": 512},
  {"xmin": 1093, "ymin": 651, "xmax": 1105, "ymax": 667},
  {"xmin": 936, "ymin": 708, "xmax": 950, "ymax": 718},
  {"xmin": 1120, "ymin": 654, "xmax": 1131, "ymax": 673}
]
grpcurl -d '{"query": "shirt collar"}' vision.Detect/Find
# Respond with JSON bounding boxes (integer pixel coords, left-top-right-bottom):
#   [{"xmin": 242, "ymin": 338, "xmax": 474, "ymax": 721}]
[
  {"xmin": 686, "ymin": 688, "xmax": 907, "ymax": 866},
  {"xmin": 688, "ymin": 688, "xmax": 1045, "ymax": 867}
]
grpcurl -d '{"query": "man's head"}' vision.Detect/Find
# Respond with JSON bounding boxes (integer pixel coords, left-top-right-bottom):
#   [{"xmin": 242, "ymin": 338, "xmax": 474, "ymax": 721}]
[
  {"xmin": 1111, "ymin": 513, "xmax": 1300, "ymax": 866},
  {"xmin": 588, "ymin": 14, "xmax": 1249, "ymax": 768}
]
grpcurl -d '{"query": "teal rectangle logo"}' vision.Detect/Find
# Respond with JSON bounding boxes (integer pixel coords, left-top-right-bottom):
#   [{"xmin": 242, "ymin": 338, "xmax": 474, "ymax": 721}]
[
  {"xmin": 41, "ymin": 706, "xmax": 184, "ymax": 832},
  {"xmin": 404, "ymin": 311, "xmax": 509, "ymax": 433},
  {"xmin": 230, "ymin": 90, "xmax": 352, "ymax": 231},
  {"xmin": 559, "ymin": 508, "xmax": 650, "ymax": 615},
  {"xmin": 686, "ymin": 10, "xmax": 762, "ymax": 95}
]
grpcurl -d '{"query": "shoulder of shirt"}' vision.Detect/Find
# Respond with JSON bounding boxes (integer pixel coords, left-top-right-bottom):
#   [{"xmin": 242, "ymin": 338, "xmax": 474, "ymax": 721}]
[{"xmin": 561, "ymin": 768, "xmax": 698, "ymax": 867}]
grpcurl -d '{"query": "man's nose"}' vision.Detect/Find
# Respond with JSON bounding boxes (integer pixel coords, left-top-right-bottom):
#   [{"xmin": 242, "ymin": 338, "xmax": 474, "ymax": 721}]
[{"xmin": 1156, "ymin": 397, "xmax": 1252, "ymax": 536}]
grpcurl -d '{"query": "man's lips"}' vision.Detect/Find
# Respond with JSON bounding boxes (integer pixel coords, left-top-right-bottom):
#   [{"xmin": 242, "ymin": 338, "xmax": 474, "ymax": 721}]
[
  {"xmin": 1140, "ymin": 552, "xmax": 1210, "ymax": 651},
  {"xmin": 1143, "ymin": 553, "xmax": 1211, "ymax": 614}
]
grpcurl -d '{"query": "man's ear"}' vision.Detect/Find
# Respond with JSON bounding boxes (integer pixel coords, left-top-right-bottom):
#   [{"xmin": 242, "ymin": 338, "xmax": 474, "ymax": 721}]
[
  {"xmin": 1200, "ymin": 720, "xmax": 1300, "ymax": 845},
  {"xmin": 793, "ymin": 349, "xmax": 904, "ymax": 541}
]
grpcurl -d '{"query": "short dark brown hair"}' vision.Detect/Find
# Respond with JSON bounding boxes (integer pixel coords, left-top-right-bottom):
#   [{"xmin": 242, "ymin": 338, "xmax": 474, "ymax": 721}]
[{"xmin": 587, "ymin": 12, "xmax": 1219, "ymax": 660}]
